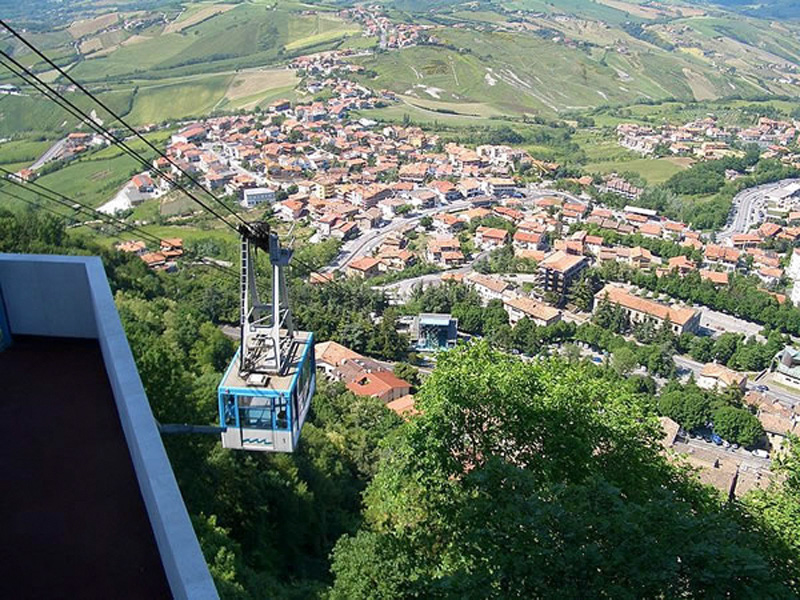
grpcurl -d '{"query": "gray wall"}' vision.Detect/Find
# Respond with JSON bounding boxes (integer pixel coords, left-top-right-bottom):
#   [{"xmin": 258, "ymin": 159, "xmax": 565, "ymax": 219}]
[
  {"xmin": 0, "ymin": 256, "xmax": 97, "ymax": 338},
  {"xmin": 0, "ymin": 254, "xmax": 219, "ymax": 600}
]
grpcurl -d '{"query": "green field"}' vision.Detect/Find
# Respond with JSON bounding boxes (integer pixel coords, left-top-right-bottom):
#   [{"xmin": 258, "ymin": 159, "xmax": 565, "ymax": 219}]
[
  {"xmin": 125, "ymin": 74, "xmax": 234, "ymax": 124},
  {"xmin": 36, "ymin": 154, "xmax": 140, "ymax": 208},
  {"xmin": 355, "ymin": 22, "xmax": 762, "ymax": 117},
  {"xmin": 0, "ymin": 139, "xmax": 53, "ymax": 166},
  {"xmin": 0, "ymin": 89, "xmax": 135, "ymax": 137},
  {"xmin": 589, "ymin": 98, "xmax": 800, "ymax": 128},
  {"xmin": 584, "ymin": 157, "xmax": 690, "ymax": 184},
  {"xmin": 356, "ymin": 103, "xmax": 514, "ymax": 128},
  {"xmin": 66, "ymin": 3, "xmax": 361, "ymax": 84}
]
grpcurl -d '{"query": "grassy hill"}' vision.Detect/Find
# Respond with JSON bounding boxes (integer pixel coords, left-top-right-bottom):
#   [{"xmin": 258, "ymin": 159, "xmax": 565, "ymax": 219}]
[
  {"xmin": 354, "ymin": 0, "xmax": 800, "ymax": 118},
  {"xmin": 1, "ymin": 0, "xmax": 796, "ymax": 128}
]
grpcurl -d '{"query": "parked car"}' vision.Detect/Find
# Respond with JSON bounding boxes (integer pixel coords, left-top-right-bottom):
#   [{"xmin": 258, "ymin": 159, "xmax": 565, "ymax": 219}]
[
  {"xmin": 753, "ymin": 384, "xmax": 769, "ymax": 392},
  {"xmin": 711, "ymin": 433, "xmax": 723, "ymax": 445},
  {"xmin": 751, "ymin": 449, "xmax": 770, "ymax": 459}
]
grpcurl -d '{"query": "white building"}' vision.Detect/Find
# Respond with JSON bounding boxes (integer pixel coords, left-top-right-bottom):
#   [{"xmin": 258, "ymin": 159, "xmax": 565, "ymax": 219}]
[
  {"xmin": 241, "ymin": 187, "xmax": 276, "ymax": 209},
  {"xmin": 466, "ymin": 273, "xmax": 511, "ymax": 304},
  {"xmin": 697, "ymin": 363, "xmax": 747, "ymax": 392}
]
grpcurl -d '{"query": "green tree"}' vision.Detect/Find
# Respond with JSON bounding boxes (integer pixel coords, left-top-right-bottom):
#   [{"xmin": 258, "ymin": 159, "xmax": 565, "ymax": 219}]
[
  {"xmin": 393, "ymin": 362, "xmax": 420, "ymax": 390},
  {"xmin": 593, "ymin": 294, "xmax": 615, "ymax": 329},
  {"xmin": 329, "ymin": 344, "xmax": 796, "ymax": 599},
  {"xmin": 713, "ymin": 406, "xmax": 764, "ymax": 446},
  {"xmin": 657, "ymin": 389, "xmax": 710, "ymax": 431},
  {"xmin": 743, "ymin": 436, "xmax": 800, "ymax": 583},
  {"xmin": 612, "ymin": 345, "xmax": 637, "ymax": 376},
  {"xmin": 689, "ymin": 336, "xmax": 715, "ymax": 363},
  {"xmin": 569, "ymin": 272, "xmax": 599, "ymax": 312},
  {"xmin": 713, "ymin": 333, "xmax": 742, "ymax": 365},
  {"xmin": 367, "ymin": 309, "xmax": 408, "ymax": 361}
]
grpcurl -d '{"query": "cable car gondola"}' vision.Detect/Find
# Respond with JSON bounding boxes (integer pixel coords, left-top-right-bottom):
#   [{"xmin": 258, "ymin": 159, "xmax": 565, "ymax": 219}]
[{"xmin": 217, "ymin": 222, "xmax": 315, "ymax": 452}]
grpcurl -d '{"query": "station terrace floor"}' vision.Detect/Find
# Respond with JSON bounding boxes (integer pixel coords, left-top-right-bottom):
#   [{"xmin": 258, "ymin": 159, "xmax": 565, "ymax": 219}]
[{"xmin": 0, "ymin": 336, "xmax": 171, "ymax": 598}]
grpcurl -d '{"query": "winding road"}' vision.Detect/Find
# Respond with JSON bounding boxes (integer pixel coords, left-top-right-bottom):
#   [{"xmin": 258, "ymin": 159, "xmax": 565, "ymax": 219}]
[{"xmin": 717, "ymin": 178, "xmax": 800, "ymax": 241}]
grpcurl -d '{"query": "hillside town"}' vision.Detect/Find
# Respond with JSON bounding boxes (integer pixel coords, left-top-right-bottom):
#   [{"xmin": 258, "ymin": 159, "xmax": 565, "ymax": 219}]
[
  {"xmin": 100, "ymin": 73, "xmax": 800, "ymax": 500},
  {"xmin": 6, "ymin": 1, "xmax": 800, "ymax": 597},
  {"xmin": 617, "ymin": 116, "xmax": 800, "ymax": 164},
  {"xmin": 6, "ymin": 20, "xmax": 800, "ymax": 532}
]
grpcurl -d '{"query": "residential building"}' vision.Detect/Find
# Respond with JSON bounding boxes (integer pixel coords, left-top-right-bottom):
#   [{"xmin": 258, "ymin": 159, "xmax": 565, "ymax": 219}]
[
  {"xmin": 116, "ymin": 240, "xmax": 147, "ymax": 255},
  {"xmin": 346, "ymin": 257, "xmax": 381, "ymax": 278},
  {"xmin": 386, "ymin": 395, "xmax": 418, "ymax": 418},
  {"xmin": 594, "ymin": 284, "xmax": 701, "ymax": 335},
  {"xmin": 704, "ymin": 245, "xmax": 741, "ymax": 271},
  {"xmin": 315, "ymin": 340, "xmax": 362, "ymax": 377},
  {"xmin": 484, "ymin": 177, "xmax": 516, "ymax": 197},
  {"xmin": 599, "ymin": 177, "xmax": 642, "ymax": 200},
  {"xmin": 503, "ymin": 296, "xmax": 561, "ymax": 327},
  {"xmin": 428, "ymin": 180, "xmax": 462, "ymax": 203},
  {"xmin": 314, "ymin": 176, "xmax": 338, "ymax": 199},
  {"xmin": 132, "ymin": 173, "xmax": 155, "ymax": 193},
  {"xmin": 426, "ymin": 237, "xmax": 464, "ymax": 267},
  {"xmin": 466, "ymin": 273, "xmax": 511, "ymax": 303},
  {"xmin": 537, "ymin": 250, "xmax": 588, "ymax": 299},
  {"xmin": 277, "ymin": 199, "xmax": 306, "ymax": 221},
  {"xmin": 241, "ymin": 187, "xmax": 276, "ymax": 209},
  {"xmin": 512, "ymin": 230, "xmax": 546, "ymax": 251},
  {"xmin": 697, "ymin": 363, "xmax": 748, "ymax": 392},
  {"xmin": 346, "ymin": 371, "xmax": 411, "ymax": 403},
  {"xmin": 475, "ymin": 226, "xmax": 509, "ymax": 250},
  {"xmin": 433, "ymin": 213, "xmax": 465, "ymax": 235},
  {"xmin": 700, "ymin": 270, "xmax": 729, "ymax": 286},
  {"xmin": 667, "ymin": 255, "xmax": 696, "ymax": 276},
  {"xmin": 630, "ymin": 246, "xmax": 656, "ymax": 269}
]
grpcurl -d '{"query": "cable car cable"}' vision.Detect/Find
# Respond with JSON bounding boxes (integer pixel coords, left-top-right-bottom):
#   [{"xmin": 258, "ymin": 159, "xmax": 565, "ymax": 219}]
[
  {"xmin": 0, "ymin": 53, "xmax": 244, "ymax": 235},
  {"xmin": 0, "ymin": 181, "xmax": 239, "ymax": 280},
  {"xmin": 0, "ymin": 166, "xmax": 237, "ymax": 277},
  {"xmin": 0, "ymin": 19, "xmax": 250, "ymax": 229}
]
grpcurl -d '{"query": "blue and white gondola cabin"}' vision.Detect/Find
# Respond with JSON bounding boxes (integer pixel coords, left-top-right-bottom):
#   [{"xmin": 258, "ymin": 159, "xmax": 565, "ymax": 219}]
[
  {"xmin": 218, "ymin": 331, "xmax": 315, "ymax": 452},
  {"xmin": 217, "ymin": 221, "xmax": 316, "ymax": 452}
]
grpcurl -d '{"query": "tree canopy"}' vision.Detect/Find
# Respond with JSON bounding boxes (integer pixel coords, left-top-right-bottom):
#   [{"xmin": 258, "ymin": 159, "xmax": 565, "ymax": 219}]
[{"xmin": 329, "ymin": 343, "xmax": 798, "ymax": 599}]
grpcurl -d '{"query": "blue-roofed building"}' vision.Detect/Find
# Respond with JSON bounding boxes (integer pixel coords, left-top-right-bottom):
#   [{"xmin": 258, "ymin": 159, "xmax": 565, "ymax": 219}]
[{"xmin": 411, "ymin": 313, "xmax": 458, "ymax": 351}]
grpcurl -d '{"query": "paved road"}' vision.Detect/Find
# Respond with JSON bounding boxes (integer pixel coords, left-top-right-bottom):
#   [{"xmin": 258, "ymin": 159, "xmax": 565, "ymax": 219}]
[
  {"xmin": 31, "ymin": 138, "xmax": 67, "ymax": 170},
  {"xmin": 717, "ymin": 179, "xmax": 799, "ymax": 241},
  {"xmin": 673, "ymin": 436, "xmax": 771, "ymax": 469},
  {"xmin": 378, "ymin": 250, "xmax": 489, "ymax": 300},
  {"xmin": 325, "ymin": 200, "xmax": 471, "ymax": 273}
]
